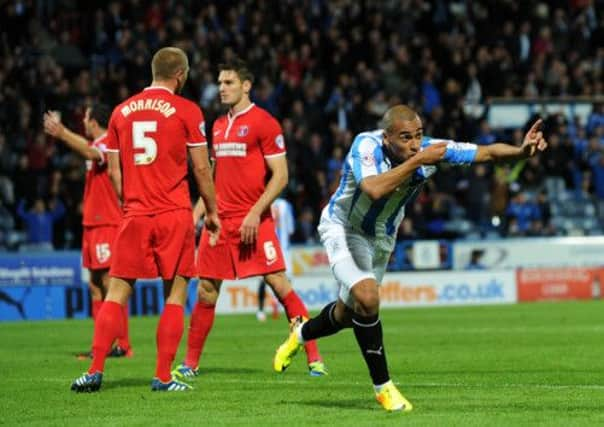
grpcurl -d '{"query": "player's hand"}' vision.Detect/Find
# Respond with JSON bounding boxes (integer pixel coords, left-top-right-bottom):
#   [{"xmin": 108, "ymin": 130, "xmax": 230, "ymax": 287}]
[
  {"xmin": 204, "ymin": 211, "xmax": 221, "ymax": 247},
  {"xmin": 43, "ymin": 111, "xmax": 64, "ymax": 138},
  {"xmin": 415, "ymin": 142, "xmax": 447, "ymax": 165},
  {"xmin": 521, "ymin": 118, "xmax": 548, "ymax": 157},
  {"xmin": 239, "ymin": 210, "xmax": 261, "ymax": 245}
]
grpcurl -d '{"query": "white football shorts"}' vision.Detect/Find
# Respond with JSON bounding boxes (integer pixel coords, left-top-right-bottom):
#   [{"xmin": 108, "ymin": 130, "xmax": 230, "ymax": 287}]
[{"xmin": 318, "ymin": 219, "xmax": 393, "ymax": 308}]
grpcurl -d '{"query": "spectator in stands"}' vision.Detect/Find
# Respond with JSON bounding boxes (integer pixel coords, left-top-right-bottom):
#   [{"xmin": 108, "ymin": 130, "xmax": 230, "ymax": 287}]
[
  {"xmin": 587, "ymin": 103, "xmax": 604, "ymax": 135},
  {"xmin": 0, "ymin": 132, "xmax": 16, "ymax": 205},
  {"xmin": 0, "ymin": 0, "xmax": 603, "ymax": 247},
  {"xmin": 590, "ymin": 154, "xmax": 604, "ymax": 199},
  {"xmin": 476, "ymin": 120, "xmax": 497, "ymax": 145},
  {"xmin": 0, "ymin": 200, "xmax": 15, "ymax": 249},
  {"xmin": 465, "ymin": 249, "xmax": 487, "ymax": 270},
  {"xmin": 16, "ymin": 197, "xmax": 65, "ymax": 250},
  {"xmin": 505, "ymin": 191, "xmax": 542, "ymax": 236}
]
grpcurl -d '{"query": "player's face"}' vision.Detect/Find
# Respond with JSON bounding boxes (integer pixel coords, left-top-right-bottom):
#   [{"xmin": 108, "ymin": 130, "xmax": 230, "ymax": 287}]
[
  {"xmin": 82, "ymin": 108, "xmax": 93, "ymax": 138},
  {"xmin": 383, "ymin": 116, "xmax": 423, "ymax": 163},
  {"xmin": 218, "ymin": 70, "xmax": 246, "ymax": 106}
]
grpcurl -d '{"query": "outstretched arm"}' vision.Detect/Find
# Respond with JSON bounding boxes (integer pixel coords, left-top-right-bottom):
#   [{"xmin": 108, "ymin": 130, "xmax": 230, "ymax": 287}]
[
  {"xmin": 474, "ymin": 119, "xmax": 548, "ymax": 162},
  {"xmin": 361, "ymin": 143, "xmax": 447, "ymax": 200},
  {"xmin": 43, "ymin": 111, "xmax": 103, "ymax": 161}
]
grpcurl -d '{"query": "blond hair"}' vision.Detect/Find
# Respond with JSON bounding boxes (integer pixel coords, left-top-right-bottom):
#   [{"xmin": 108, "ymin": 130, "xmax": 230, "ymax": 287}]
[{"xmin": 151, "ymin": 47, "xmax": 189, "ymax": 80}]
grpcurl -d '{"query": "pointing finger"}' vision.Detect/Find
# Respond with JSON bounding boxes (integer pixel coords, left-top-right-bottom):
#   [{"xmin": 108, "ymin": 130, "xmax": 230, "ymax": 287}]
[{"xmin": 528, "ymin": 118, "xmax": 543, "ymax": 135}]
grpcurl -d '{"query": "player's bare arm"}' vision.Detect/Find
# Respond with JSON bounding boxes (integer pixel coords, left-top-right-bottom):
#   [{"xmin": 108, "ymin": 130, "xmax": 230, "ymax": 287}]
[
  {"xmin": 189, "ymin": 145, "xmax": 220, "ymax": 239},
  {"xmin": 43, "ymin": 111, "xmax": 103, "ymax": 161},
  {"xmin": 239, "ymin": 154, "xmax": 288, "ymax": 245},
  {"xmin": 474, "ymin": 119, "xmax": 548, "ymax": 162},
  {"xmin": 192, "ymin": 197, "xmax": 206, "ymax": 226},
  {"xmin": 107, "ymin": 151, "xmax": 123, "ymax": 201},
  {"xmin": 192, "ymin": 156, "xmax": 216, "ymax": 225},
  {"xmin": 360, "ymin": 143, "xmax": 447, "ymax": 200}
]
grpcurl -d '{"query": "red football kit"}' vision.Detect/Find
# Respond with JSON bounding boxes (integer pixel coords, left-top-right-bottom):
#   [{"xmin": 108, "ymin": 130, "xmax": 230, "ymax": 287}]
[
  {"xmin": 106, "ymin": 86, "xmax": 206, "ymax": 279},
  {"xmin": 196, "ymin": 103, "xmax": 286, "ymax": 279},
  {"xmin": 81, "ymin": 133, "xmax": 122, "ymax": 270},
  {"xmin": 185, "ymin": 107, "xmax": 323, "ymax": 371}
]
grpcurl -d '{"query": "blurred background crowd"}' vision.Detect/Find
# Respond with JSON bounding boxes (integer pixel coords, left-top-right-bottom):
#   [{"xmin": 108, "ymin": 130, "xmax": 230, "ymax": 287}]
[{"xmin": 1, "ymin": 0, "xmax": 603, "ymax": 251}]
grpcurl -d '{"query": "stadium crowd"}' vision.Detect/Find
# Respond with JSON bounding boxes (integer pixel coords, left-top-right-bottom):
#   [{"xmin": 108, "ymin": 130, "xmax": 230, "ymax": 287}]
[{"xmin": 0, "ymin": 0, "xmax": 603, "ymax": 250}]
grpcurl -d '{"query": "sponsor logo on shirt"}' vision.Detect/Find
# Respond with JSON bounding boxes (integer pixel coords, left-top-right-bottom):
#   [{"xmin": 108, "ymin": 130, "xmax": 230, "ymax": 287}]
[
  {"xmin": 214, "ymin": 142, "xmax": 247, "ymax": 157},
  {"xmin": 237, "ymin": 125, "xmax": 249, "ymax": 137},
  {"xmin": 199, "ymin": 121, "xmax": 206, "ymax": 136},
  {"xmin": 275, "ymin": 134, "xmax": 285, "ymax": 149}
]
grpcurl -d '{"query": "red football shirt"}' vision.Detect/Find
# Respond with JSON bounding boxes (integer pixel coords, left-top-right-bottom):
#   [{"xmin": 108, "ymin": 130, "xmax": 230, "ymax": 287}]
[
  {"xmin": 212, "ymin": 104, "xmax": 286, "ymax": 218},
  {"xmin": 106, "ymin": 86, "xmax": 207, "ymax": 216},
  {"xmin": 82, "ymin": 133, "xmax": 122, "ymax": 226}
]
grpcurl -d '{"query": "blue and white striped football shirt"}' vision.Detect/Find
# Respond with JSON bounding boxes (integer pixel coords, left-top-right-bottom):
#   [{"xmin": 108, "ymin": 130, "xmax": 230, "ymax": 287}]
[{"xmin": 321, "ymin": 130, "xmax": 477, "ymax": 239}]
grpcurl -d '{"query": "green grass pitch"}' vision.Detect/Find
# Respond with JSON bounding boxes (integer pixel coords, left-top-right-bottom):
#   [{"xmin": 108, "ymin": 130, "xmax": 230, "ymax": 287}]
[{"xmin": 2, "ymin": 301, "xmax": 604, "ymax": 426}]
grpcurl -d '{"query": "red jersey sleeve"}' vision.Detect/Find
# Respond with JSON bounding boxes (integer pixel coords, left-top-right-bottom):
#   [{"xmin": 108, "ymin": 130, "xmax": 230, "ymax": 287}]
[
  {"xmin": 184, "ymin": 104, "xmax": 207, "ymax": 147},
  {"xmin": 91, "ymin": 139, "xmax": 107, "ymax": 165},
  {"xmin": 259, "ymin": 115, "xmax": 286, "ymax": 157},
  {"xmin": 209, "ymin": 122, "xmax": 217, "ymax": 161},
  {"xmin": 105, "ymin": 110, "xmax": 120, "ymax": 152}
]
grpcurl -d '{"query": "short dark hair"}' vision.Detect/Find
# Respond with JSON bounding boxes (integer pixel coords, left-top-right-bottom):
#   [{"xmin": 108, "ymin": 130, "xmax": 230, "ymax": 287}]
[
  {"xmin": 89, "ymin": 104, "xmax": 111, "ymax": 128},
  {"xmin": 218, "ymin": 58, "xmax": 254, "ymax": 84}
]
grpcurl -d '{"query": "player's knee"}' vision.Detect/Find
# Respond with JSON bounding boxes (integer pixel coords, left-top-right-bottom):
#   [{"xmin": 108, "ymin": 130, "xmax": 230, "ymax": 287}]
[
  {"xmin": 88, "ymin": 282, "xmax": 103, "ymax": 300},
  {"xmin": 333, "ymin": 301, "xmax": 354, "ymax": 327},
  {"xmin": 352, "ymin": 281, "xmax": 380, "ymax": 316},
  {"xmin": 197, "ymin": 279, "xmax": 220, "ymax": 305},
  {"xmin": 105, "ymin": 278, "xmax": 133, "ymax": 305}
]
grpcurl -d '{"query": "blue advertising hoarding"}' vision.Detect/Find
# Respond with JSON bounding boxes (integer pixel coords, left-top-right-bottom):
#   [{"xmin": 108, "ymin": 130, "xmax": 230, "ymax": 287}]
[{"xmin": 0, "ymin": 252, "xmax": 199, "ymax": 322}]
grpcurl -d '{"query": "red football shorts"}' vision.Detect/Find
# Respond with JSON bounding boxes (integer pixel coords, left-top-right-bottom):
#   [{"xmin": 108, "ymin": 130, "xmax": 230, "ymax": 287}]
[
  {"xmin": 110, "ymin": 209, "xmax": 196, "ymax": 280},
  {"xmin": 196, "ymin": 215, "xmax": 285, "ymax": 280},
  {"xmin": 82, "ymin": 225, "xmax": 118, "ymax": 270}
]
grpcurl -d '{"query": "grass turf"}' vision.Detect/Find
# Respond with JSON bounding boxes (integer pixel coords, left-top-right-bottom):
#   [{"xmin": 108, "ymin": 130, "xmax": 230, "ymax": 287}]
[{"xmin": 1, "ymin": 301, "xmax": 604, "ymax": 426}]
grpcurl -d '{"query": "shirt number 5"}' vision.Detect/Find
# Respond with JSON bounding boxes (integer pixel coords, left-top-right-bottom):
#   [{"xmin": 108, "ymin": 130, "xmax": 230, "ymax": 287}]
[{"xmin": 132, "ymin": 121, "xmax": 158, "ymax": 165}]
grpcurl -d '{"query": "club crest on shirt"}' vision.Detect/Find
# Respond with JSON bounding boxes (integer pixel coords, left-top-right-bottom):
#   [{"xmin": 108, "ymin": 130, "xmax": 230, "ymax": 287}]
[
  {"xmin": 199, "ymin": 121, "xmax": 206, "ymax": 136},
  {"xmin": 275, "ymin": 134, "xmax": 285, "ymax": 149},
  {"xmin": 361, "ymin": 150, "xmax": 375, "ymax": 167},
  {"xmin": 237, "ymin": 125, "xmax": 249, "ymax": 137}
]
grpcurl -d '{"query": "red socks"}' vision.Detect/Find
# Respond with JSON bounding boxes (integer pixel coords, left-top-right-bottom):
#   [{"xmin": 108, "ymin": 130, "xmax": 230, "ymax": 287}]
[
  {"xmin": 116, "ymin": 304, "xmax": 131, "ymax": 350},
  {"xmin": 280, "ymin": 290, "xmax": 321, "ymax": 364},
  {"xmin": 155, "ymin": 304, "xmax": 184, "ymax": 382},
  {"xmin": 184, "ymin": 302, "xmax": 216, "ymax": 368},
  {"xmin": 92, "ymin": 301, "xmax": 130, "ymax": 351},
  {"xmin": 91, "ymin": 300, "xmax": 102, "ymax": 320},
  {"xmin": 89, "ymin": 301, "xmax": 123, "ymax": 373}
]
